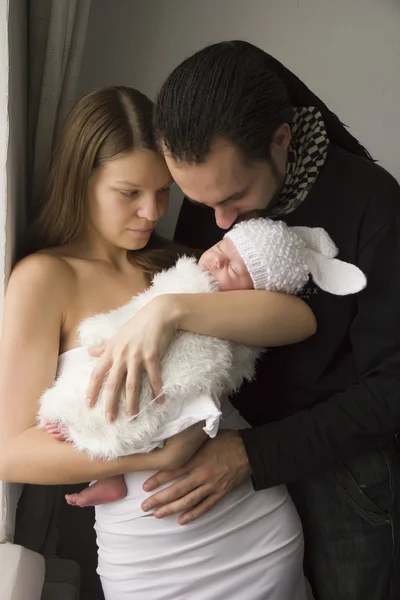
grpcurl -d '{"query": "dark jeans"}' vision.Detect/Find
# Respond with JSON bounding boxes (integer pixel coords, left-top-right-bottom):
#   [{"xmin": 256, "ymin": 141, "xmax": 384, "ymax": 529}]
[{"xmin": 288, "ymin": 439, "xmax": 400, "ymax": 600}]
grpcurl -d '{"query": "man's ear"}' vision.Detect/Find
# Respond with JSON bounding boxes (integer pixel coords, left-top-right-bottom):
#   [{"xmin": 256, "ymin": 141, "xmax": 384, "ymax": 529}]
[{"xmin": 271, "ymin": 123, "xmax": 291, "ymax": 152}]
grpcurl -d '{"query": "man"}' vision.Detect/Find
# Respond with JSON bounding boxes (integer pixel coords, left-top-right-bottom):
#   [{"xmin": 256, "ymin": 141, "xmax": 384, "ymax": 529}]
[{"xmin": 145, "ymin": 41, "xmax": 400, "ymax": 599}]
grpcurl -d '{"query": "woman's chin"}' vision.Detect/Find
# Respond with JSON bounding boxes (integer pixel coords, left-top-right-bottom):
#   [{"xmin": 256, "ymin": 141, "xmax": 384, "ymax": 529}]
[
  {"xmin": 127, "ymin": 241, "xmax": 149, "ymax": 251},
  {"xmin": 124, "ymin": 231, "xmax": 153, "ymax": 250}
]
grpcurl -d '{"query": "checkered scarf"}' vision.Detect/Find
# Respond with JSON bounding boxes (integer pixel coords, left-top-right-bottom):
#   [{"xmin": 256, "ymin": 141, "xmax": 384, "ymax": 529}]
[{"xmin": 267, "ymin": 106, "xmax": 329, "ymax": 218}]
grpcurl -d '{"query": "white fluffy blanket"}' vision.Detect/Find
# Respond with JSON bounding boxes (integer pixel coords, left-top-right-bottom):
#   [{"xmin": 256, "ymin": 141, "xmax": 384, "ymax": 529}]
[{"xmin": 37, "ymin": 257, "xmax": 260, "ymax": 459}]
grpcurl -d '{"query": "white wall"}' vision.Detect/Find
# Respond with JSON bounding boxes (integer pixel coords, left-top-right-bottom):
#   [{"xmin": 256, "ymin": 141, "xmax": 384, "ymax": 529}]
[{"xmin": 78, "ymin": 0, "xmax": 400, "ymax": 238}]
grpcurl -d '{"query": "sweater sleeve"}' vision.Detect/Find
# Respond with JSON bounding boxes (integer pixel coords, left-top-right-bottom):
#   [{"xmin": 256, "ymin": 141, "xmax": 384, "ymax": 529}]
[{"xmin": 240, "ymin": 211, "xmax": 400, "ymax": 490}]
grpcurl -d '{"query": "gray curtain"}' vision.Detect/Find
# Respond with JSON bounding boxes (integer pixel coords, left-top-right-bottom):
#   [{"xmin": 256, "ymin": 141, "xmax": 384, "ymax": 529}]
[
  {"xmin": 29, "ymin": 0, "xmax": 92, "ymax": 211},
  {"xmin": 5, "ymin": 0, "xmax": 91, "ymax": 555}
]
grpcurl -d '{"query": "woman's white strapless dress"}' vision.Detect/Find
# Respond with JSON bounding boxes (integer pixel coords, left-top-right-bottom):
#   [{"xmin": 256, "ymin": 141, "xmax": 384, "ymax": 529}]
[{"xmin": 59, "ymin": 350, "xmax": 311, "ymax": 600}]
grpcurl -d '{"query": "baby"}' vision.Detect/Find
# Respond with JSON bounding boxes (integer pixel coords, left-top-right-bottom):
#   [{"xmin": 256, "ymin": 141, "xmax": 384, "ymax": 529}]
[{"xmin": 40, "ymin": 218, "xmax": 366, "ymax": 507}]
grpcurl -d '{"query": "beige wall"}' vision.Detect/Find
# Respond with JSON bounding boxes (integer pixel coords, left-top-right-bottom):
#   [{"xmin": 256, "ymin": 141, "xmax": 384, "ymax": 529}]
[{"xmin": 78, "ymin": 0, "xmax": 400, "ymax": 238}]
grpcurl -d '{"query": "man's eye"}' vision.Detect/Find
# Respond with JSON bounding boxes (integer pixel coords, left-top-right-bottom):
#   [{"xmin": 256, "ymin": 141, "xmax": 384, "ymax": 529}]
[
  {"xmin": 187, "ymin": 198, "xmax": 206, "ymax": 208},
  {"xmin": 121, "ymin": 190, "xmax": 139, "ymax": 198}
]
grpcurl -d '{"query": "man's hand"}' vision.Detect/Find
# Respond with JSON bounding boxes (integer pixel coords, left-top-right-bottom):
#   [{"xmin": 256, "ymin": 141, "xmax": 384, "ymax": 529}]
[{"xmin": 141, "ymin": 430, "xmax": 251, "ymax": 525}]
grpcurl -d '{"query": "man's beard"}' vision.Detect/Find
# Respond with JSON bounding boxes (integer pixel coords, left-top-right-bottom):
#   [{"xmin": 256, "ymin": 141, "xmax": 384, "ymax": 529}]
[{"xmin": 235, "ymin": 157, "xmax": 285, "ymax": 224}]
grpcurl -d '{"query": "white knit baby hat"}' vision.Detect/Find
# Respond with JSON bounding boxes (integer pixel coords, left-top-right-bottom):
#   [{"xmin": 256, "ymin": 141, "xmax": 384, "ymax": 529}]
[{"xmin": 225, "ymin": 218, "xmax": 366, "ymax": 296}]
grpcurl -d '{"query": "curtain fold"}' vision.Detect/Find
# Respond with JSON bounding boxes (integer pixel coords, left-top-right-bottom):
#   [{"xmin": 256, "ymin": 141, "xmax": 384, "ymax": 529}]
[
  {"xmin": 29, "ymin": 0, "xmax": 92, "ymax": 211},
  {"xmin": 1, "ymin": 0, "xmax": 91, "ymax": 552}
]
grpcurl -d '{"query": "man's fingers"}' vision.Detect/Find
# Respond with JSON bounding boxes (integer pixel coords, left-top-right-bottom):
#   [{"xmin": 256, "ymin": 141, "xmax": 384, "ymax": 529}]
[
  {"xmin": 142, "ymin": 465, "xmax": 190, "ymax": 493},
  {"xmin": 177, "ymin": 494, "xmax": 222, "ymax": 525},
  {"xmin": 125, "ymin": 363, "xmax": 142, "ymax": 418},
  {"xmin": 86, "ymin": 356, "xmax": 113, "ymax": 407},
  {"xmin": 152, "ymin": 485, "xmax": 212, "ymax": 519},
  {"xmin": 141, "ymin": 473, "xmax": 198, "ymax": 512}
]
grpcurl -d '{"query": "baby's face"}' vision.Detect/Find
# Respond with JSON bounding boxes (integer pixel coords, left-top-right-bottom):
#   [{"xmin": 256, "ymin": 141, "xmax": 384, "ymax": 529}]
[{"xmin": 199, "ymin": 237, "xmax": 253, "ymax": 291}]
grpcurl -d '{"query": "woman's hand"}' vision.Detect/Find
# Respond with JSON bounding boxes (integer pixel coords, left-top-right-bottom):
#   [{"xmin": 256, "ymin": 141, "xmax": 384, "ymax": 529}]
[
  {"xmin": 86, "ymin": 295, "xmax": 181, "ymax": 421},
  {"xmin": 152, "ymin": 422, "xmax": 208, "ymax": 472}
]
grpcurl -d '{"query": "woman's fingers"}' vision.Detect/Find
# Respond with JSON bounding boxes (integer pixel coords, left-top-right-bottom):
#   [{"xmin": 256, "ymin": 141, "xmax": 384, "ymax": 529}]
[
  {"xmin": 104, "ymin": 361, "xmax": 128, "ymax": 421},
  {"xmin": 124, "ymin": 350, "xmax": 163, "ymax": 418},
  {"xmin": 86, "ymin": 317, "xmax": 169, "ymax": 419},
  {"xmin": 86, "ymin": 346, "xmax": 164, "ymax": 420},
  {"xmin": 125, "ymin": 362, "xmax": 142, "ymax": 418},
  {"xmin": 86, "ymin": 355, "xmax": 113, "ymax": 407},
  {"xmin": 144, "ymin": 354, "xmax": 164, "ymax": 402},
  {"xmin": 88, "ymin": 343, "xmax": 107, "ymax": 358}
]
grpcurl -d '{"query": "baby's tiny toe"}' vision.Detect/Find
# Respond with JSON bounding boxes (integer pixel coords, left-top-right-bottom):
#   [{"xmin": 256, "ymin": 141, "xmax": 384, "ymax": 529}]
[
  {"xmin": 44, "ymin": 419, "xmax": 59, "ymax": 431},
  {"xmin": 65, "ymin": 494, "xmax": 76, "ymax": 506}
]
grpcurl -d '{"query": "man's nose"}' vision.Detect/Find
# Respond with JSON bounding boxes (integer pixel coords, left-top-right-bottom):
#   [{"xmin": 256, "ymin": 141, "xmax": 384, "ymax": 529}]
[{"xmin": 215, "ymin": 206, "xmax": 237, "ymax": 230}]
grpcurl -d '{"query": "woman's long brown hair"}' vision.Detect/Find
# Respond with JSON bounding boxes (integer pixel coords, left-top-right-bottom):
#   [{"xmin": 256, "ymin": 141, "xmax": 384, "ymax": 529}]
[{"xmin": 25, "ymin": 86, "xmax": 197, "ymax": 279}]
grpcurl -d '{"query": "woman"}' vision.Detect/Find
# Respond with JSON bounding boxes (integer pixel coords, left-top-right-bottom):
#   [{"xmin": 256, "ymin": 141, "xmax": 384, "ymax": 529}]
[{"xmin": 0, "ymin": 86, "xmax": 315, "ymax": 599}]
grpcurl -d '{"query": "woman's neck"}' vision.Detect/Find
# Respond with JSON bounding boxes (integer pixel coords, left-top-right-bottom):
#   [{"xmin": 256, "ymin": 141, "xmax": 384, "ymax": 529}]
[{"xmin": 59, "ymin": 237, "xmax": 133, "ymax": 273}]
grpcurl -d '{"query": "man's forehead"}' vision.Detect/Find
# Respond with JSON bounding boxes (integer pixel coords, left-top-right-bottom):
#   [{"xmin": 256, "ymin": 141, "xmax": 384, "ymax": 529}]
[
  {"xmin": 165, "ymin": 138, "xmax": 247, "ymax": 174},
  {"xmin": 169, "ymin": 162, "xmax": 250, "ymax": 208}
]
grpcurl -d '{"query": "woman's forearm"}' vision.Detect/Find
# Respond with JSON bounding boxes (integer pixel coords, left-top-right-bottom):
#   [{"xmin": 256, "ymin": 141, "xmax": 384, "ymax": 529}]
[
  {"xmin": 172, "ymin": 291, "xmax": 316, "ymax": 347},
  {"xmin": 0, "ymin": 428, "xmax": 166, "ymax": 485},
  {"xmin": 0, "ymin": 420, "xmax": 207, "ymax": 485}
]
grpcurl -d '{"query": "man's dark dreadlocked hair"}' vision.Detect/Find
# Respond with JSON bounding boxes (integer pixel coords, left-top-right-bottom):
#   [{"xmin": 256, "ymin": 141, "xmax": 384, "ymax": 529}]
[{"xmin": 155, "ymin": 40, "xmax": 373, "ymax": 164}]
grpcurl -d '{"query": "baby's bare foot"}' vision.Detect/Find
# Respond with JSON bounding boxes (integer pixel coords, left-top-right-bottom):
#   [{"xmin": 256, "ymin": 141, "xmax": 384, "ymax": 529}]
[
  {"xmin": 44, "ymin": 419, "xmax": 68, "ymax": 442},
  {"xmin": 65, "ymin": 476, "xmax": 127, "ymax": 507}
]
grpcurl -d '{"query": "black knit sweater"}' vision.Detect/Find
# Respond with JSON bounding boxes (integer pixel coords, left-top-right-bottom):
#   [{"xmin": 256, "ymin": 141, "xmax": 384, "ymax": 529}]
[{"xmin": 174, "ymin": 145, "xmax": 400, "ymax": 490}]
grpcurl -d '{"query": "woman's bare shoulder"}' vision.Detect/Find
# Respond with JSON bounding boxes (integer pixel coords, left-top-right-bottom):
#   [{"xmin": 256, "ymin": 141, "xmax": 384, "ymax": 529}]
[
  {"xmin": 11, "ymin": 250, "xmax": 76, "ymax": 285},
  {"xmin": 2, "ymin": 251, "xmax": 80, "ymax": 351},
  {"xmin": 7, "ymin": 251, "xmax": 78, "ymax": 310}
]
